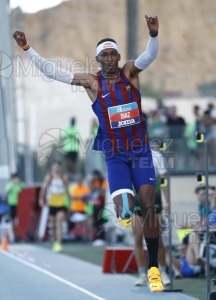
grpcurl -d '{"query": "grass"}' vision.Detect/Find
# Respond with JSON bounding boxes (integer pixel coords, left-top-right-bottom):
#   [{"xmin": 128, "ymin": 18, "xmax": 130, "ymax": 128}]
[{"xmin": 40, "ymin": 241, "xmax": 214, "ymax": 300}]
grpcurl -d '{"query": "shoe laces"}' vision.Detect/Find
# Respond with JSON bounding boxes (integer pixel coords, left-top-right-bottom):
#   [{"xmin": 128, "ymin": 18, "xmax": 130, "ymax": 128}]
[{"xmin": 149, "ymin": 269, "xmax": 161, "ymax": 282}]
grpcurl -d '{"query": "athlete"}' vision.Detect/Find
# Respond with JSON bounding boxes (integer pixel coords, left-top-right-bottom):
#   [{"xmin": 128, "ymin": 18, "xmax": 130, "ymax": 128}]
[
  {"xmin": 39, "ymin": 161, "xmax": 68, "ymax": 252},
  {"xmin": 13, "ymin": 15, "xmax": 164, "ymax": 292}
]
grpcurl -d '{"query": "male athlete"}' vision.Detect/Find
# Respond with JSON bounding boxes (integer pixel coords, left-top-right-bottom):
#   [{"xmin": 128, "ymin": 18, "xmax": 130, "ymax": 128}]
[{"xmin": 13, "ymin": 15, "xmax": 164, "ymax": 292}]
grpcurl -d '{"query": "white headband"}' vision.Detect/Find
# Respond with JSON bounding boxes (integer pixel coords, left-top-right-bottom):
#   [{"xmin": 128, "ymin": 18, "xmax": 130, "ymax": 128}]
[{"xmin": 96, "ymin": 41, "xmax": 119, "ymax": 56}]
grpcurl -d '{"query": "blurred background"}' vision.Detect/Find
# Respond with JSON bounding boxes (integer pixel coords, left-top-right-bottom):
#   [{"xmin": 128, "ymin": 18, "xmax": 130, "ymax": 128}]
[
  {"xmin": 0, "ymin": 0, "xmax": 216, "ymax": 237},
  {"xmin": 1, "ymin": 2, "xmax": 216, "ymax": 298},
  {"xmin": 1, "ymin": 0, "xmax": 216, "ymax": 187}
]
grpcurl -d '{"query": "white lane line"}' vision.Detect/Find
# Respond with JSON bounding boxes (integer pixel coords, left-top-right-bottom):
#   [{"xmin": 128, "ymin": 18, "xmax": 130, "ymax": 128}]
[{"xmin": 0, "ymin": 250, "xmax": 106, "ymax": 300}]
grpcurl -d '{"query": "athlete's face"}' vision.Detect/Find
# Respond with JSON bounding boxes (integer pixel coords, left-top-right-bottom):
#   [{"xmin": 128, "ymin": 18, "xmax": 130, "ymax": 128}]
[
  {"xmin": 51, "ymin": 162, "xmax": 61, "ymax": 174},
  {"xmin": 96, "ymin": 48, "xmax": 120, "ymax": 75}
]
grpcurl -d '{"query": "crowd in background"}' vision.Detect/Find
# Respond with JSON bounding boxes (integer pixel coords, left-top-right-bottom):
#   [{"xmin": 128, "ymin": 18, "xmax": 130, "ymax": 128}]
[
  {"xmin": 61, "ymin": 100, "xmax": 216, "ymax": 176},
  {"xmin": 146, "ymin": 100, "xmax": 216, "ymax": 170},
  {"xmin": 0, "ymin": 98, "xmax": 216, "ymax": 283},
  {"xmin": 1, "ymin": 162, "xmax": 216, "ymax": 281}
]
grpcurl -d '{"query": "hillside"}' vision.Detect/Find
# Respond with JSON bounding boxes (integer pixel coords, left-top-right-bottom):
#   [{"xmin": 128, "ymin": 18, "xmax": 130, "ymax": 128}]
[{"xmin": 11, "ymin": 0, "xmax": 216, "ymax": 95}]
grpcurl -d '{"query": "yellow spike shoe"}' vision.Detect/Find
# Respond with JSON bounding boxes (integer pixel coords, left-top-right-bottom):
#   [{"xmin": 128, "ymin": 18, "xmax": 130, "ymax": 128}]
[
  {"xmin": 148, "ymin": 267, "xmax": 164, "ymax": 292},
  {"xmin": 117, "ymin": 217, "xmax": 132, "ymax": 227},
  {"xmin": 52, "ymin": 242, "xmax": 62, "ymax": 253}
]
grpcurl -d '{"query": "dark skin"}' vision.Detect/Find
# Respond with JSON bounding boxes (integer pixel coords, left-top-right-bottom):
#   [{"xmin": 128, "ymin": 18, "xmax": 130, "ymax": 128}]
[
  {"xmin": 13, "ymin": 15, "xmax": 159, "ymax": 238},
  {"xmin": 13, "ymin": 15, "xmax": 158, "ymax": 102}
]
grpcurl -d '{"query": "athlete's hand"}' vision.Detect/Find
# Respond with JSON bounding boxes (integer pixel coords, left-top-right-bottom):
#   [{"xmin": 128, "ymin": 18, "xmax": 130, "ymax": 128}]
[
  {"xmin": 145, "ymin": 15, "xmax": 159, "ymax": 37},
  {"xmin": 13, "ymin": 31, "xmax": 28, "ymax": 47}
]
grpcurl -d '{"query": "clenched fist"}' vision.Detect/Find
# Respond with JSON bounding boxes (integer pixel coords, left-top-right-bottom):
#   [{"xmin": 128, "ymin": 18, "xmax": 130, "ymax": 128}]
[
  {"xmin": 13, "ymin": 31, "xmax": 28, "ymax": 47},
  {"xmin": 145, "ymin": 15, "xmax": 159, "ymax": 37}
]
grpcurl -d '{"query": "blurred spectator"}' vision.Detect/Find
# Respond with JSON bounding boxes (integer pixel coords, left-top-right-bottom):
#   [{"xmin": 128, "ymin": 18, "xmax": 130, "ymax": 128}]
[
  {"xmin": 178, "ymin": 186, "xmax": 216, "ymax": 244},
  {"xmin": 172, "ymin": 232, "xmax": 204, "ymax": 278},
  {"xmin": 86, "ymin": 170, "xmax": 108, "ymax": 246},
  {"xmin": 5, "ymin": 172, "xmax": 24, "ymax": 241},
  {"xmin": 166, "ymin": 106, "xmax": 186, "ymax": 169},
  {"xmin": 194, "ymin": 186, "xmax": 215, "ymax": 223},
  {"xmin": 0, "ymin": 193, "xmax": 9, "ymax": 222},
  {"xmin": 184, "ymin": 106, "xmax": 202, "ymax": 169},
  {"xmin": 202, "ymin": 102, "xmax": 216, "ymax": 127},
  {"xmin": 89, "ymin": 118, "xmax": 98, "ymax": 136},
  {"xmin": 193, "ymin": 105, "xmax": 203, "ymax": 132},
  {"xmin": 207, "ymin": 187, "xmax": 216, "ymax": 227},
  {"xmin": 157, "ymin": 98, "xmax": 166, "ymax": 111},
  {"xmin": 185, "ymin": 122, "xmax": 197, "ymax": 169},
  {"xmin": 156, "ymin": 99, "xmax": 168, "ymax": 122},
  {"xmin": 148, "ymin": 110, "xmax": 166, "ymax": 140},
  {"xmin": 63, "ymin": 117, "xmax": 81, "ymax": 177},
  {"xmin": 39, "ymin": 161, "xmax": 69, "ymax": 252},
  {"xmin": 84, "ymin": 118, "xmax": 106, "ymax": 175},
  {"xmin": 68, "ymin": 174, "xmax": 90, "ymax": 241},
  {"xmin": 203, "ymin": 103, "xmax": 216, "ymax": 168}
]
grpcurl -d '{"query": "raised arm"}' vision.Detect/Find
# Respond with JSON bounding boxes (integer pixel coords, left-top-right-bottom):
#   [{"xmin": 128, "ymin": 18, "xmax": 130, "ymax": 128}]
[
  {"xmin": 122, "ymin": 15, "xmax": 159, "ymax": 81},
  {"xmin": 12, "ymin": 31, "xmax": 96, "ymax": 91},
  {"xmin": 13, "ymin": 31, "xmax": 76, "ymax": 84}
]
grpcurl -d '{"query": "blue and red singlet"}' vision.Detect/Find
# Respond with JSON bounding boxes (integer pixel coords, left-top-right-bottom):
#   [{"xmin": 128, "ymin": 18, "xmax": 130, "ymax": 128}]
[
  {"xmin": 92, "ymin": 68, "xmax": 155, "ymax": 194},
  {"xmin": 92, "ymin": 68, "xmax": 150, "ymax": 158}
]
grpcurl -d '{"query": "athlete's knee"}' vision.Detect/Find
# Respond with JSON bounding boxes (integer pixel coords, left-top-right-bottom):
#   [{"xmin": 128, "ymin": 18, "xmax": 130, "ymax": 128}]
[{"xmin": 111, "ymin": 189, "xmax": 134, "ymax": 227}]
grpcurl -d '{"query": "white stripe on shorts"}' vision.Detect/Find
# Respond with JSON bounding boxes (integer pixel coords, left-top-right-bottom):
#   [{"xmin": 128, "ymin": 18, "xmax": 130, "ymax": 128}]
[{"xmin": 111, "ymin": 189, "xmax": 134, "ymax": 200}]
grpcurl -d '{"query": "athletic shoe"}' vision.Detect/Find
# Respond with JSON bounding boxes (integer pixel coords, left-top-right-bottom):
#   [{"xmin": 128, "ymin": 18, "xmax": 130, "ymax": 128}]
[
  {"xmin": 134, "ymin": 274, "xmax": 148, "ymax": 286},
  {"xmin": 118, "ymin": 217, "xmax": 132, "ymax": 227},
  {"xmin": 52, "ymin": 242, "xmax": 62, "ymax": 253},
  {"xmin": 161, "ymin": 271, "xmax": 170, "ymax": 286},
  {"xmin": 148, "ymin": 267, "xmax": 164, "ymax": 292}
]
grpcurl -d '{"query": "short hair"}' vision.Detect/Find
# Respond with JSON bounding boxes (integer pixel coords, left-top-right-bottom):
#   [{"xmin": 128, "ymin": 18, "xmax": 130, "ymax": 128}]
[
  {"xmin": 52, "ymin": 160, "xmax": 62, "ymax": 166},
  {"xmin": 92, "ymin": 169, "xmax": 104, "ymax": 182},
  {"xmin": 70, "ymin": 117, "xmax": 76, "ymax": 126},
  {"xmin": 97, "ymin": 38, "xmax": 117, "ymax": 47},
  {"xmin": 194, "ymin": 185, "xmax": 215, "ymax": 194},
  {"xmin": 11, "ymin": 172, "xmax": 19, "ymax": 179}
]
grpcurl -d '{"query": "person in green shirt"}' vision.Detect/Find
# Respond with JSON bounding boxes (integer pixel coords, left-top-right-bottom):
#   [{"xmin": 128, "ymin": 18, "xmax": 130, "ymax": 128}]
[
  {"xmin": 63, "ymin": 117, "xmax": 81, "ymax": 176},
  {"xmin": 5, "ymin": 173, "xmax": 24, "ymax": 239}
]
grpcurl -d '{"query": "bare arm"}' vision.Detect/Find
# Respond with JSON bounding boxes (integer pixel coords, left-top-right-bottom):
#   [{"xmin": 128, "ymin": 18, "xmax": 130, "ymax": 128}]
[
  {"xmin": 39, "ymin": 174, "xmax": 50, "ymax": 206},
  {"xmin": 62, "ymin": 174, "xmax": 71, "ymax": 202}
]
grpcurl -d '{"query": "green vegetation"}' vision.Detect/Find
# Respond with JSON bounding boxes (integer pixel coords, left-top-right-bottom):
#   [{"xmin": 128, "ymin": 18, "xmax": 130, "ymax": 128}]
[
  {"xmin": 198, "ymin": 82, "xmax": 216, "ymax": 97},
  {"xmin": 140, "ymin": 82, "xmax": 165, "ymax": 99}
]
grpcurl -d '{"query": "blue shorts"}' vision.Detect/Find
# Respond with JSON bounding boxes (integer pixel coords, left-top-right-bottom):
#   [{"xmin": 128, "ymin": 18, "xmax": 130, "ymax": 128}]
[
  {"xmin": 179, "ymin": 258, "xmax": 195, "ymax": 278},
  {"xmin": 105, "ymin": 152, "xmax": 156, "ymax": 194}
]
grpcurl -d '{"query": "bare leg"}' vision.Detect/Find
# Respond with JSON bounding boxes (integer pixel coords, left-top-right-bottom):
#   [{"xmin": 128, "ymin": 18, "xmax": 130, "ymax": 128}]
[
  {"xmin": 133, "ymin": 213, "xmax": 148, "ymax": 286},
  {"xmin": 157, "ymin": 212, "xmax": 166, "ymax": 267},
  {"xmin": 133, "ymin": 214, "xmax": 148, "ymax": 270},
  {"xmin": 186, "ymin": 232, "xmax": 200, "ymax": 265},
  {"xmin": 49, "ymin": 215, "xmax": 56, "ymax": 241},
  {"xmin": 139, "ymin": 185, "xmax": 160, "ymax": 269},
  {"xmin": 172, "ymin": 257, "xmax": 183, "ymax": 277},
  {"xmin": 139, "ymin": 185, "xmax": 159, "ymax": 238},
  {"xmin": 158, "ymin": 236, "xmax": 167, "ymax": 267},
  {"xmin": 55, "ymin": 211, "xmax": 66, "ymax": 243},
  {"xmin": 85, "ymin": 215, "xmax": 94, "ymax": 241},
  {"xmin": 11, "ymin": 217, "xmax": 17, "ymax": 239},
  {"xmin": 138, "ymin": 184, "xmax": 164, "ymax": 291}
]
